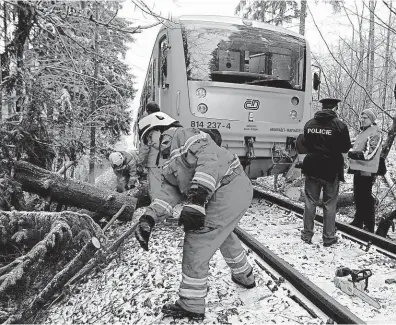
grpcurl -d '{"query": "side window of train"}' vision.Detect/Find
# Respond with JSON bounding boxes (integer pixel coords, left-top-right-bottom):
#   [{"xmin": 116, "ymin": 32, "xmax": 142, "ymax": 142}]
[
  {"xmin": 159, "ymin": 36, "xmax": 168, "ymax": 89},
  {"xmin": 140, "ymin": 84, "xmax": 148, "ymax": 110},
  {"xmin": 152, "ymin": 58, "xmax": 156, "ymax": 101},
  {"xmin": 147, "ymin": 58, "xmax": 153, "ymax": 101},
  {"xmin": 137, "ymin": 106, "xmax": 144, "ymax": 120}
]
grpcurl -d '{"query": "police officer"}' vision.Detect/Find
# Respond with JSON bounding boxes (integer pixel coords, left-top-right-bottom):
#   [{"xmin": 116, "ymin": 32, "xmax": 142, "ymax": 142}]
[
  {"xmin": 300, "ymin": 98, "xmax": 352, "ymax": 247},
  {"xmin": 348, "ymin": 109, "xmax": 382, "ymax": 233},
  {"xmin": 108, "ymin": 151, "xmax": 139, "ymax": 193},
  {"xmin": 134, "ymin": 112, "xmax": 255, "ymax": 319},
  {"xmin": 136, "ymin": 101, "xmax": 164, "ymax": 200}
]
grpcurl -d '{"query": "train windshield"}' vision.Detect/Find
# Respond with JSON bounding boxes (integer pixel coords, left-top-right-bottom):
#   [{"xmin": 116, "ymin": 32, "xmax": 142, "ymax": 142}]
[{"xmin": 180, "ymin": 21, "xmax": 306, "ymax": 91}]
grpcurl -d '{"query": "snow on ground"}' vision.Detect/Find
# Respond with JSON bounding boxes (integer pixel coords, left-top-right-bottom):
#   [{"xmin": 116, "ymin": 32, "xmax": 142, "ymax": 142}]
[
  {"xmin": 43, "ymin": 150, "xmax": 396, "ymax": 324},
  {"xmin": 255, "ymin": 161, "xmax": 396, "ymax": 240},
  {"xmin": 43, "ymin": 205, "xmax": 323, "ymax": 325},
  {"xmin": 244, "ymin": 199, "xmax": 396, "ymax": 324},
  {"xmin": 44, "ymin": 196, "xmax": 396, "ymax": 324}
]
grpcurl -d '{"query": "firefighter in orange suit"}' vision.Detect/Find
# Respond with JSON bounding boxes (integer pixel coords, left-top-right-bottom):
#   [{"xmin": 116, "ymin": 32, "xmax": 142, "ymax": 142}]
[{"xmin": 134, "ymin": 112, "xmax": 255, "ymax": 319}]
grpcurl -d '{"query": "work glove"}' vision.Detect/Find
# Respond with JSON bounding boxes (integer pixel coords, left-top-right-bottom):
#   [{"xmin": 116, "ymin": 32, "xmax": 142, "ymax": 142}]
[
  {"xmin": 179, "ymin": 204, "xmax": 206, "ymax": 232},
  {"xmin": 136, "ymin": 164, "xmax": 145, "ymax": 177},
  {"xmin": 135, "ymin": 214, "xmax": 155, "ymax": 251},
  {"xmin": 179, "ymin": 185, "xmax": 209, "ymax": 231},
  {"xmin": 187, "ymin": 184, "xmax": 209, "ymax": 206},
  {"xmin": 135, "ymin": 186, "xmax": 151, "ymax": 209},
  {"xmin": 348, "ymin": 151, "xmax": 365, "ymax": 160}
]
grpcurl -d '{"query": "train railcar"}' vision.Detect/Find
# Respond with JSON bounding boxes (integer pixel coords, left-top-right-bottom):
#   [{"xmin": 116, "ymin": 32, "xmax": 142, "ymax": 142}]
[{"xmin": 136, "ymin": 15, "xmax": 318, "ymax": 178}]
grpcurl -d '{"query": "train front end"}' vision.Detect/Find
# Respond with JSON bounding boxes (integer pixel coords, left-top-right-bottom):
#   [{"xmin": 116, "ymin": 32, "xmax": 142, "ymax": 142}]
[{"xmin": 174, "ymin": 16, "xmax": 313, "ymax": 178}]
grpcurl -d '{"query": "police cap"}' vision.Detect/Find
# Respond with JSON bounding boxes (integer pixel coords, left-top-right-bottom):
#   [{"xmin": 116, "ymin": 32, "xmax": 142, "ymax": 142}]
[{"xmin": 319, "ymin": 98, "xmax": 341, "ymax": 109}]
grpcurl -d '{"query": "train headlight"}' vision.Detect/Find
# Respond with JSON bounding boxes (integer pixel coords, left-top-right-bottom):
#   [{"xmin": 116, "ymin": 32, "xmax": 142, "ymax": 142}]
[
  {"xmin": 197, "ymin": 103, "xmax": 208, "ymax": 114},
  {"xmin": 290, "ymin": 110, "xmax": 298, "ymax": 120},
  {"xmin": 196, "ymin": 88, "xmax": 206, "ymax": 98},
  {"xmin": 291, "ymin": 96, "xmax": 299, "ymax": 106}
]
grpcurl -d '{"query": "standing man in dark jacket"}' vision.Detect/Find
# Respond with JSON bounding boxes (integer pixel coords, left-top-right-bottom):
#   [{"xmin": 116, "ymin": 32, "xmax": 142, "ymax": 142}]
[{"xmin": 300, "ymin": 98, "xmax": 352, "ymax": 247}]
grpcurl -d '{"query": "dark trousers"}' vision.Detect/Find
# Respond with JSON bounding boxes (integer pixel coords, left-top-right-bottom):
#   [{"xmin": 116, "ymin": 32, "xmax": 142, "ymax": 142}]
[
  {"xmin": 301, "ymin": 175, "xmax": 339, "ymax": 244},
  {"xmin": 351, "ymin": 175, "xmax": 376, "ymax": 232}
]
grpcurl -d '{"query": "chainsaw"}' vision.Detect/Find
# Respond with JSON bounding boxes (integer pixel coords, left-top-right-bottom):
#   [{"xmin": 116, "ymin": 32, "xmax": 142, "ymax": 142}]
[{"xmin": 334, "ymin": 267, "xmax": 381, "ymax": 309}]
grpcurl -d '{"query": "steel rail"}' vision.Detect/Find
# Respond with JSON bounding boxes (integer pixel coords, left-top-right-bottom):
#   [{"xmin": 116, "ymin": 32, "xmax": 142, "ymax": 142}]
[
  {"xmin": 235, "ymin": 226, "xmax": 365, "ymax": 324},
  {"xmin": 253, "ymin": 186, "xmax": 396, "ymax": 255}
]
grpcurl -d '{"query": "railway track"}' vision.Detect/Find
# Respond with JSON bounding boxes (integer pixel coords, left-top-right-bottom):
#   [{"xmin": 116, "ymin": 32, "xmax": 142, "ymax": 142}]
[
  {"xmin": 252, "ymin": 184, "xmax": 396, "ymax": 258},
  {"xmin": 44, "ymin": 185, "xmax": 396, "ymax": 324},
  {"xmin": 237, "ymin": 228, "xmax": 364, "ymax": 324},
  {"xmin": 233, "ymin": 185, "xmax": 396, "ymax": 324}
]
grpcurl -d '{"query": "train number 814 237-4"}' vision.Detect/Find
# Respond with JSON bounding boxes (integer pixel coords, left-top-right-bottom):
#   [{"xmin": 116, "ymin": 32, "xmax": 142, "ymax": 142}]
[{"xmin": 191, "ymin": 121, "xmax": 231, "ymax": 129}]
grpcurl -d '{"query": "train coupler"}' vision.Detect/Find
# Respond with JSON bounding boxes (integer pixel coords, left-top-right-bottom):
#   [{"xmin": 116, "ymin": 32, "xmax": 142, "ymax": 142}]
[{"xmin": 244, "ymin": 136, "xmax": 256, "ymax": 160}]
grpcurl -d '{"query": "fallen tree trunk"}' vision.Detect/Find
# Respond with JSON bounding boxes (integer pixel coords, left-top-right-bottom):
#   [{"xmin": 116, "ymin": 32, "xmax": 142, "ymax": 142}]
[
  {"xmin": 66, "ymin": 223, "xmax": 138, "ymax": 288},
  {"xmin": 0, "ymin": 160, "xmax": 137, "ymax": 221},
  {"xmin": 332, "ymin": 193, "xmax": 354, "ymax": 208},
  {"xmin": 313, "ymin": 193, "xmax": 354, "ymax": 208},
  {"xmin": 289, "ymin": 188, "xmax": 355, "ymax": 208}
]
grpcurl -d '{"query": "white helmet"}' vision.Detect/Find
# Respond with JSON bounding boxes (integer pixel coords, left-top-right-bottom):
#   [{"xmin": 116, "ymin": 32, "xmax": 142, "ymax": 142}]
[
  {"xmin": 109, "ymin": 152, "xmax": 124, "ymax": 168},
  {"xmin": 138, "ymin": 112, "xmax": 177, "ymax": 144}
]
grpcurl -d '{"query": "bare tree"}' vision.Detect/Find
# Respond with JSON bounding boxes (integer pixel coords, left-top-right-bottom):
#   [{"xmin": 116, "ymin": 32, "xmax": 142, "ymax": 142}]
[{"xmin": 299, "ymin": 0, "xmax": 307, "ymax": 35}]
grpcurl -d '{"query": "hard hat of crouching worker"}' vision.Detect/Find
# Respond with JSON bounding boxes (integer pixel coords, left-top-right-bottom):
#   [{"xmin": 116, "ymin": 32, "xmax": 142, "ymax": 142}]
[
  {"xmin": 138, "ymin": 112, "xmax": 179, "ymax": 145},
  {"xmin": 109, "ymin": 152, "xmax": 124, "ymax": 169}
]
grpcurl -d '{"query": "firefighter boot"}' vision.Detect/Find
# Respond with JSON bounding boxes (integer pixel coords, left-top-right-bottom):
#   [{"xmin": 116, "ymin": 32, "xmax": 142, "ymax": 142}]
[
  {"xmin": 231, "ymin": 269, "xmax": 256, "ymax": 289},
  {"xmin": 162, "ymin": 302, "xmax": 204, "ymax": 320}
]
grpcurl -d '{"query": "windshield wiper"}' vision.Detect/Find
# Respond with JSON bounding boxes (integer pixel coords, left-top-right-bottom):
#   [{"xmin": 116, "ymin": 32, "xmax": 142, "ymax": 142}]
[
  {"xmin": 210, "ymin": 71, "xmax": 274, "ymax": 83},
  {"xmin": 246, "ymin": 78, "xmax": 294, "ymax": 89},
  {"xmin": 210, "ymin": 71, "xmax": 273, "ymax": 80}
]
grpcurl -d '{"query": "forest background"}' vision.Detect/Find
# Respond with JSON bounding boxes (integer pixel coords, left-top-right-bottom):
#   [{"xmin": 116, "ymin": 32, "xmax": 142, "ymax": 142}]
[
  {"xmin": 1, "ymin": 1, "xmax": 396, "ymax": 323},
  {"xmin": 1, "ymin": 0, "xmax": 396, "ymax": 184}
]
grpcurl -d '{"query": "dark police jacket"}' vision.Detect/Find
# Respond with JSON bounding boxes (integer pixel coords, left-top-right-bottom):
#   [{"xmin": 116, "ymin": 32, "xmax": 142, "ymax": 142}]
[{"xmin": 302, "ymin": 110, "xmax": 352, "ymax": 181}]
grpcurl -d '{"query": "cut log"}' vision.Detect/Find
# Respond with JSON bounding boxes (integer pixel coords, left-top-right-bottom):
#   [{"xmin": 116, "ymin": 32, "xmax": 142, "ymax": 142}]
[
  {"xmin": 67, "ymin": 223, "xmax": 138, "ymax": 288},
  {"xmin": 0, "ymin": 160, "xmax": 137, "ymax": 221}
]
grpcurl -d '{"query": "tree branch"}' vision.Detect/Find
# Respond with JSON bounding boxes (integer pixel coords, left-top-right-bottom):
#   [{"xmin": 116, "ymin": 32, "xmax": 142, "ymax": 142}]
[{"xmin": 307, "ymin": 3, "xmax": 393, "ymax": 120}]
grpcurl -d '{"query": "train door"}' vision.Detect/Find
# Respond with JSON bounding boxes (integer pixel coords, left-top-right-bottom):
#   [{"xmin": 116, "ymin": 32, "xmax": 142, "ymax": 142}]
[{"xmin": 157, "ymin": 33, "xmax": 172, "ymax": 116}]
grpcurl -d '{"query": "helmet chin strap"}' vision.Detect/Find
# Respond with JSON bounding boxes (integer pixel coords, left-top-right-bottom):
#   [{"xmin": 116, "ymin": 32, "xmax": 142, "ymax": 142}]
[
  {"xmin": 156, "ymin": 133, "xmax": 164, "ymax": 166},
  {"xmin": 156, "ymin": 127, "xmax": 178, "ymax": 165},
  {"xmin": 162, "ymin": 147, "xmax": 171, "ymax": 159}
]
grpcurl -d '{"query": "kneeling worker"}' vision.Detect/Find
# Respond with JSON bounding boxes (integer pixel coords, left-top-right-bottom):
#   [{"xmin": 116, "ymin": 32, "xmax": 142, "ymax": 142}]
[
  {"xmin": 134, "ymin": 112, "xmax": 255, "ymax": 319},
  {"xmin": 109, "ymin": 150, "xmax": 139, "ymax": 193}
]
